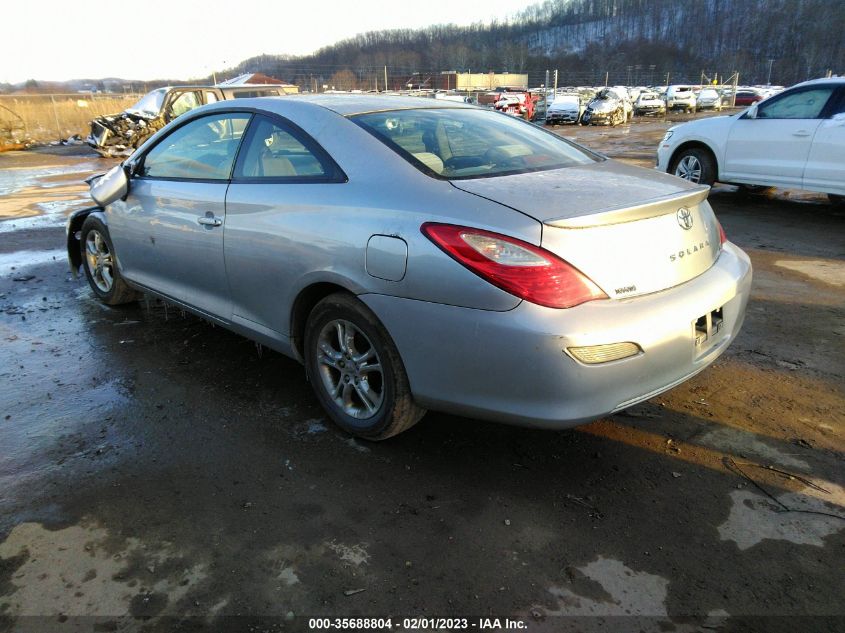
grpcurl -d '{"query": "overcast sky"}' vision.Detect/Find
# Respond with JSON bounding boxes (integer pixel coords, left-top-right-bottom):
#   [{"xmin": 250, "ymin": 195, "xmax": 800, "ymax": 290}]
[{"xmin": 2, "ymin": 0, "xmax": 530, "ymax": 83}]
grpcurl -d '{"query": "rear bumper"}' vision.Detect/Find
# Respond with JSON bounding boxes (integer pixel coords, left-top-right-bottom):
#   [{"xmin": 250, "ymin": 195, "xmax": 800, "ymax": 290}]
[{"xmin": 362, "ymin": 243, "xmax": 752, "ymax": 428}]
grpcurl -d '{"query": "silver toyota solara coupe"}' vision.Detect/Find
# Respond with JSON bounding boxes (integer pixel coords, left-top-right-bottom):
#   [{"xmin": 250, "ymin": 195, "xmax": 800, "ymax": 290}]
[{"xmin": 68, "ymin": 95, "xmax": 752, "ymax": 439}]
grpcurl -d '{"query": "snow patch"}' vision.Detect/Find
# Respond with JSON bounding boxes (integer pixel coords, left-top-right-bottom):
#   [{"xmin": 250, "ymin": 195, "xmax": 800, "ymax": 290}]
[
  {"xmin": 544, "ymin": 557, "xmax": 669, "ymax": 616},
  {"xmin": 326, "ymin": 541, "xmax": 370, "ymax": 567},
  {"xmin": 699, "ymin": 427, "xmax": 810, "ymax": 471},
  {"xmin": 718, "ymin": 487, "xmax": 845, "ymax": 550}
]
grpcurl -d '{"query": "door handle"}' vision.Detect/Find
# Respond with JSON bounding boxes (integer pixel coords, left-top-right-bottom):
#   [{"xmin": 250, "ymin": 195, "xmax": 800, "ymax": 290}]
[
  {"xmin": 197, "ymin": 216, "xmax": 223, "ymax": 227},
  {"xmin": 792, "ymin": 130, "xmax": 811, "ymax": 137}
]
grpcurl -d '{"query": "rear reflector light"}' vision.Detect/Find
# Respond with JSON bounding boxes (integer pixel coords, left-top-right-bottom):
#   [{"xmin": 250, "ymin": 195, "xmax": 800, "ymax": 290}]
[
  {"xmin": 421, "ymin": 223, "xmax": 607, "ymax": 309},
  {"xmin": 716, "ymin": 219, "xmax": 727, "ymax": 245},
  {"xmin": 568, "ymin": 342, "xmax": 642, "ymax": 364}
]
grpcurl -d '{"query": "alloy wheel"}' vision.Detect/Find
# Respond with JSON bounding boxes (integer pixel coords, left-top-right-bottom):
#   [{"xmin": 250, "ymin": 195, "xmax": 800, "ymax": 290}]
[
  {"xmin": 674, "ymin": 155, "xmax": 702, "ymax": 183},
  {"xmin": 85, "ymin": 229, "xmax": 114, "ymax": 293},
  {"xmin": 316, "ymin": 319, "xmax": 384, "ymax": 419}
]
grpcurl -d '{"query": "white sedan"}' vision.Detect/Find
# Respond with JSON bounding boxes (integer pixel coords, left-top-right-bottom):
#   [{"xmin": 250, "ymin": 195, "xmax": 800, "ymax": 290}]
[{"xmin": 656, "ymin": 77, "xmax": 845, "ymax": 204}]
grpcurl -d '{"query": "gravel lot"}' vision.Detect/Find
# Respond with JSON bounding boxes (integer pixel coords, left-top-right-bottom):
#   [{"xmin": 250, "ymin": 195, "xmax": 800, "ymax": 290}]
[{"xmin": 1, "ymin": 113, "xmax": 843, "ymax": 633}]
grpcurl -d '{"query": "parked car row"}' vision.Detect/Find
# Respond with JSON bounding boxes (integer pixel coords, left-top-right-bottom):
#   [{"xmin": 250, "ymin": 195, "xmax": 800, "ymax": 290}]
[{"xmin": 543, "ymin": 83, "xmax": 773, "ymax": 126}]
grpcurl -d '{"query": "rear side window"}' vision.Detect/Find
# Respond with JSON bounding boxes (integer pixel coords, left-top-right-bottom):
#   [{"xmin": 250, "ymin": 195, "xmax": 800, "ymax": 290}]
[
  {"xmin": 233, "ymin": 114, "xmax": 344, "ymax": 181},
  {"xmin": 141, "ymin": 113, "xmax": 251, "ymax": 180},
  {"xmin": 758, "ymin": 87, "xmax": 836, "ymax": 119},
  {"xmin": 232, "ymin": 89, "xmax": 280, "ymax": 98}
]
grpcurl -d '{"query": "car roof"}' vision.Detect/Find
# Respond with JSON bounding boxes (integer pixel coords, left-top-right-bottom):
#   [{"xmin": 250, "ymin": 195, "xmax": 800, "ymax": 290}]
[
  {"xmin": 278, "ymin": 94, "xmax": 476, "ymax": 116},
  {"xmin": 792, "ymin": 77, "xmax": 845, "ymax": 89}
]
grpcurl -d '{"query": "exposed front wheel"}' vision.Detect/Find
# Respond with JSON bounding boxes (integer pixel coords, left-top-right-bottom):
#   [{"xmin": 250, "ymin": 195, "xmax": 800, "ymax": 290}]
[
  {"xmin": 669, "ymin": 148, "xmax": 716, "ymax": 186},
  {"xmin": 80, "ymin": 215, "xmax": 140, "ymax": 305},
  {"xmin": 304, "ymin": 293, "xmax": 425, "ymax": 440}
]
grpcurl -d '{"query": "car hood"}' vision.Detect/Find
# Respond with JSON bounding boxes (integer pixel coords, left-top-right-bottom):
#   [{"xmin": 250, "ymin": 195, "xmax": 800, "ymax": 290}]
[{"xmin": 450, "ymin": 159, "xmax": 699, "ymax": 224}]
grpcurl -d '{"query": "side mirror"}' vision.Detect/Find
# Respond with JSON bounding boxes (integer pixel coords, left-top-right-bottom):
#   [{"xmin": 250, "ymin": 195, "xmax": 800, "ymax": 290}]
[
  {"xmin": 88, "ymin": 163, "xmax": 129, "ymax": 207},
  {"xmin": 745, "ymin": 104, "xmax": 759, "ymax": 119}
]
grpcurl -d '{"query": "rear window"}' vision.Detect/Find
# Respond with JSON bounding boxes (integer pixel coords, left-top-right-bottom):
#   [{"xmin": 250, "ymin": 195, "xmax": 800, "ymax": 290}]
[
  {"xmin": 232, "ymin": 90, "xmax": 279, "ymax": 98},
  {"xmin": 353, "ymin": 108, "xmax": 598, "ymax": 180}
]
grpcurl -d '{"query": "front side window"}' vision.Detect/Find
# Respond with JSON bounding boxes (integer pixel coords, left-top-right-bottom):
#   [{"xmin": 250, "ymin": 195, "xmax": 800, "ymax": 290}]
[
  {"xmin": 234, "ymin": 115, "xmax": 339, "ymax": 180},
  {"xmin": 141, "ymin": 113, "xmax": 251, "ymax": 180},
  {"xmin": 757, "ymin": 87, "xmax": 836, "ymax": 119},
  {"xmin": 354, "ymin": 107, "xmax": 598, "ymax": 179},
  {"xmin": 168, "ymin": 91, "xmax": 202, "ymax": 119}
]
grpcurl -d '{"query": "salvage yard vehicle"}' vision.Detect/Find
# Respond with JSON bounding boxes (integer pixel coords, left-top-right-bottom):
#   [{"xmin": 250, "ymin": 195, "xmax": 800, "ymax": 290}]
[
  {"xmin": 696, "ymin": 88, "xmax": 723, "ymax": 111},
  {"xmin": 658, "ymin": 77, "xmax": 845, "ymax": 205},
  {"xmin": 545, "ymin": 93, "xmax": 584, "ymax": 124},
  {"xmin": 733, "ymin": 89, "xmax": 764, "ymax": 106},
  {"xmin": 634, "ymin": 91, "xmax": 666, "ymax": 116},
  {"xmin": 493, "ymin": 92, "xmax": 538, "ymax": 119},
  {"xmin": 69, "ymin": 95, "xmax": 752, "ymax": 440},
  {"xmin": 87, "ymin": 84, "xmax": 288, "ymax": 157},
  {"xmin": 666, "ymin": 85, "xmax": 697, "ymax": 113},
  {"xmin": 581, "ymin": 88, "xmax": 629, "ymax": 125}
]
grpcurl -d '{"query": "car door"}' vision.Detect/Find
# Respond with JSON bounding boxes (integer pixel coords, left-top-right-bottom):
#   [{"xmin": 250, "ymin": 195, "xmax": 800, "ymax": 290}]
[
  {"xmin": 109, "ymin": 111, "xmax": 251, "ymax": 319},
  {"xmin": 223, "ymin": 113, "xmax": 347, "ymax": 337},
  {"xmin": 803, "ymin": 87, "xmax": 845, "ymax": 195},
  {"xmin": 722, "ymin": 85, "xmax": 837, "ymax": 186}
]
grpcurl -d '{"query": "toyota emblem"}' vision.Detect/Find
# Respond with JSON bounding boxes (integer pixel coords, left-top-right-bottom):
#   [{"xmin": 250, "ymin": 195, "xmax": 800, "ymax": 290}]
[{"xmin": 676, "ymin": 207, "xmax": 694, "ymax": 230}]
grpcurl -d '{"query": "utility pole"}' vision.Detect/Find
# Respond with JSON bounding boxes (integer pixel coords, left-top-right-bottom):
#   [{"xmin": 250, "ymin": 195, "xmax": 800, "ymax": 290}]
[
  {"xmin": 766, "ymin": 59, "xmax": 775, "ymax": 86},
  {"xmin": 384, "ymin": 66, "xmax": 388, "ymax": 92},
  {"xmin": 553, "ymin": 69, "xmax": 558, "ymax": 94},
  {"xmin": 545, "ymin": 70, "xmax": 550, "ymax": 119},
  {"xmin": 605, "ymin": 71, "xmax": 609, "ymax": 87}
]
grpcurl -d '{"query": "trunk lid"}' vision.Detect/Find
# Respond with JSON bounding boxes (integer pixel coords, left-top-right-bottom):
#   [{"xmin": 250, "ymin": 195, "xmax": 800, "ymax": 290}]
[{"xmin": 451, "ymin": 160, "xmax": 722, "ymax": 298}]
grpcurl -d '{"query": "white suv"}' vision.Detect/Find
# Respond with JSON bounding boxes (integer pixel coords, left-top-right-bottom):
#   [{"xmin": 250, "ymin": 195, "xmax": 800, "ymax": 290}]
[
  {"xmin": 666, "ymin": 85, "xmax": 697, "ymax": 113},
  {"xmin": 656, "ymin": 78, "xmax": 845, "ymax": 204}
]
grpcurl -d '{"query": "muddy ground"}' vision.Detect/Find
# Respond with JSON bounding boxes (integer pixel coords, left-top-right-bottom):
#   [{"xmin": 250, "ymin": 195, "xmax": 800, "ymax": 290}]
[{"xmin": 0, "ymin": 113, "xmax": 843, "ymax": 633}]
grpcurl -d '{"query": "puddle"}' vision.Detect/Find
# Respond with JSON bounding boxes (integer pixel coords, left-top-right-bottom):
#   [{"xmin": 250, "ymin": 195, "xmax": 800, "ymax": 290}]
[
  {"xmin": 0, "ymin": 248, "xmax": 66, "ymax": 274},
  {"xmin": 0, "ymin": 163, "xmax": 99, "ymax": 197},
  {"xmin": 775, "ymin": 259, "xmax": 845, "ymax": 287},
  {"xmin": 0, "ymin": 379, "xmax": 132, "ymax": 495},
  {"xmin": 0, "ymin": 197, "xmax": 89, "ymax": 233}
]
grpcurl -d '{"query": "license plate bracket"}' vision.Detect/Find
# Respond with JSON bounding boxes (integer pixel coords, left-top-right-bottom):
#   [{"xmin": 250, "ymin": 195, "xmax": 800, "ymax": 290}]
[{"xmin": 694, "ymin": 307, "xmax": 724, "ymax": 348}]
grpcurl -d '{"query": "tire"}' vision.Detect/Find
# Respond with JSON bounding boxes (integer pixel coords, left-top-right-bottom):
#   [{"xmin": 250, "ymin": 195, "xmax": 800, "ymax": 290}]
[
  {"xmin": 829, "ymin": 194, "xmax": 845, "ymax": 207},
  {"xmin": 80, "ymin": 215, "xmax": 140, "ymax": 305},
  {"xmin": 304, "ymin": 293, "xmax": 426, "ymax": 440},
  {"xmin": 669, "ymin": 147, "xmax": 716, "ymax": 186}
]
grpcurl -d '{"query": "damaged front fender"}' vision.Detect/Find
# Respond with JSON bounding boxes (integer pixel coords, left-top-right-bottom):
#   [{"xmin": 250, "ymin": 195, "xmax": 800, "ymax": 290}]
[{"xmin": 86, "ymin": 111, "xmax": 165, "ymax": 157}]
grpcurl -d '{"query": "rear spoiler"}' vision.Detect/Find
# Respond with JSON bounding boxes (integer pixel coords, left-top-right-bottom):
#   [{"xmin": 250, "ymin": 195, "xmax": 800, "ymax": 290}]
[{"xmin": 546, "ymin": 185, "xmax": 710, "ymax": 229}]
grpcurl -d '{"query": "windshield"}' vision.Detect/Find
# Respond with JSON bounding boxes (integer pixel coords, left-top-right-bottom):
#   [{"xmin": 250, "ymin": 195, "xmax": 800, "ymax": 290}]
[
  {"xmin": 126, "ymin": 88, "xmax": 167, "ymax": 117},
  {"xmin": 353, "ymin": 108, "xmax": 598, "ymax": 180}
]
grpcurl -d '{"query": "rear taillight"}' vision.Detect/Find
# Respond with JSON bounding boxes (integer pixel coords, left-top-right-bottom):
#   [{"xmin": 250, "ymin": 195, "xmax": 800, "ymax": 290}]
[{"xmin": 421, "ymin": 223, "xmax": 607, "ymax": 309}]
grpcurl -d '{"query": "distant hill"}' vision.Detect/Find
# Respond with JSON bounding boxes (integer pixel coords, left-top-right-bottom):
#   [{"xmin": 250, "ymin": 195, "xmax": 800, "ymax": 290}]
[{"xmin": 227, "ymin": 0, "xmax": 844, "ymax": 89}]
